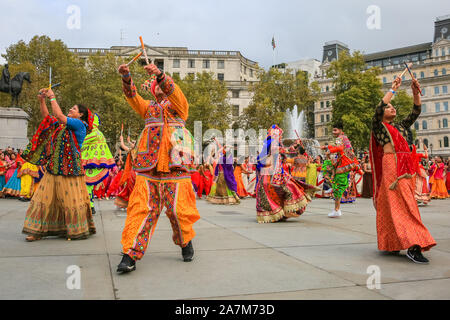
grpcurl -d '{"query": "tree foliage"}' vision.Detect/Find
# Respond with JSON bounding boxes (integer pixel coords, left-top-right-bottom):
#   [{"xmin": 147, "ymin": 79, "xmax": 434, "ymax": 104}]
[
  {"xmin": 1, "ymin": 35, "xmax": 231, "ymax": 152},
  {"xmin": 327, "ymin": 50, "xmax": 383, "ymax": 151},
  {"xmin": 238, "ymin": 68, "xmax": 319, "ymax": 133}
]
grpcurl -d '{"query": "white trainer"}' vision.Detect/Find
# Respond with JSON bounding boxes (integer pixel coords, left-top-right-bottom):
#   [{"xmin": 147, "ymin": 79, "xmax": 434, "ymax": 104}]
[{"xmin": 328, "ymin": 210, "xmax": 342, "ymax": 218}]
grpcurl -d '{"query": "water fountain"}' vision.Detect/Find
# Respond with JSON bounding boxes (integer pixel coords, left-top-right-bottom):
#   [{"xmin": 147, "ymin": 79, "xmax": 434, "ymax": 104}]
[{"xmin": 283, "ymin": 105, "xmax": 322, "ymax": 158}]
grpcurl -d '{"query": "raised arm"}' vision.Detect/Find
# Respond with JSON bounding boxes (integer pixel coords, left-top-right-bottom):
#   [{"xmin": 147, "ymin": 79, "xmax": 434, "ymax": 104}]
[
  {"xmin": 118, "ymin": 64, "xmax": 149, "ymax": 119},
  {"xmin": 45, "ymin": 88, "xmax": 67, "ymax": 124},
  {"xmin": 37, "ymin": 90, "xmax": 49, "ymax": 118},
  {"xmin": 400, "ymin": 78, "xmax": 422, "ymax": 128},
  {"xmin": 119, "ymin": 135, "xmax": 130, "ymax": 152}
]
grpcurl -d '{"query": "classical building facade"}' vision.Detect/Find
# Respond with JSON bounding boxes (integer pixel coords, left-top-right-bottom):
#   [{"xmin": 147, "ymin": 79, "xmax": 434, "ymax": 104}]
[
  {"xmin": 69, "ymin": 45, "xmax": 259, "ymax": 121},
  {"xmin": 314, "ymin": 15, "xmax": 450, "ymax": 157}
]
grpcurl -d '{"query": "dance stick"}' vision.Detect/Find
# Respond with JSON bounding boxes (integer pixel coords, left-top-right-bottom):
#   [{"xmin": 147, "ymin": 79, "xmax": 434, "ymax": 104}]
[
  {"xmin": 404, "ymin": 62, "xmax": 423, "ymax": 96},
  {"xmin": 398, "ymin": 63, "xmax": 411, "ymax": 79},
  {"xmin": 294, "ymin": 130, "xmax": 305, "ymax": 148},
  {"xmin": 139, "ymin": 36, "xmax": 150, "ymax": 65},
  {"xmin": 48, "ymin": 67, "xmax": 52, "ymax": 90},
  {"xmin": 121, "ymin": 123, "xmax": 124, "ymax": 136},
  {"xmin": 51, "ymin": 82, "xmax": 61, "ymax": 89},
  {"xmin": 126, "ymin": 52, "xmax": 143, "ymax": 66}
]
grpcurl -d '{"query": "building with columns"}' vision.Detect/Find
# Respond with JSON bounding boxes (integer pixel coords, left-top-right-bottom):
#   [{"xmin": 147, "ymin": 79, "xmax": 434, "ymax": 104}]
[
  {"xmin": 69, "ymin": 45, "xmax": 260, "ymax": 122},
  {"xmin": 314, "ymin": 15, "xmax": 450, "ymax": 157}
]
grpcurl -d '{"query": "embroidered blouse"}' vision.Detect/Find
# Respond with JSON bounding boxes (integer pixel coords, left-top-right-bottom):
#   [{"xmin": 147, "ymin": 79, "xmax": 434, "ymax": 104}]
[{"xmin": 372, "ymin": 100, "xmax": 421, "ymax": 146}]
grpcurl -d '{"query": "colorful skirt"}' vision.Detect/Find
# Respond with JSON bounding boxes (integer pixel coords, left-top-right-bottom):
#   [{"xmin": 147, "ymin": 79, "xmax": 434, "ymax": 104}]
[
  {"xmin": 22, "ymin": 173, "xmax": 96, "ymax": 239},
  {"xmin": 375, "ymin": 154, "xmax": 435, "ymax": 252},
  {"xmin": 430, "ymin": 179, "xmax": 449, "ymax": 199},
  {"xmin": 0, "ymin": 175, "xmax": 6, "ymax": 196},
  {"xmin": 2, "ymin": 168, "xmax": 21, "ymax": 197},
  {"xmin": 414, "ymin": 169, "xmax": 430, "ymax": 204},
  {"xmin": 207, "ymin": 172, "xmax": 240, "ymax": 204},
  {"xmin": 256, "ymin": 174, "xmax": 310, "ymax": 223},
  {"xmin": 114, "ymin": 170, "xmax": 136, "ymax": 208}
]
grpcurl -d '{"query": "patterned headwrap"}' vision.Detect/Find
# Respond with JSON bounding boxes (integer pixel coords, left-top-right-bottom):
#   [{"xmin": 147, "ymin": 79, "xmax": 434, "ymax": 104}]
[
  {"xmin": 141, "ymin": 74, "xmax": 158, "ymax": 99},
  {"xmin": 256, "ymin": 124, "xmax": 283, "ymax": 173},
  {"xmin": 86, "ymin": 108, "xmax": 95, "ymax": 134}
]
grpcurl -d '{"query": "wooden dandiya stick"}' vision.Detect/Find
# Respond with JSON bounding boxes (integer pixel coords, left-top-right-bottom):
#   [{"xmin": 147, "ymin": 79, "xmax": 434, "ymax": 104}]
[
  {"xmin": 126, "ymin": 51, "xmax": 143, "ymax": 66},
  {"xmin": 48, "ymin": 66, "xmax": 52, "ymax": 90},
  {"xmin": 404, "ymin": 62, "xmax": 423, "ymax": 96},
  {"xmin": 139, "ymin": 36, "xmax": 150, "ymax": 65},
  {"xmin": 294, "ymin": 130, "xmax": 305, "ymax": 148}
]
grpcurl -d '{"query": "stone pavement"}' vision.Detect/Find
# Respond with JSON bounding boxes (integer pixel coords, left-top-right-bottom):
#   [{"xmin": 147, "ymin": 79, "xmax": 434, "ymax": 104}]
[{"xmin": 0, "ymin": 196, "xmax": 449, "ymax": 300}]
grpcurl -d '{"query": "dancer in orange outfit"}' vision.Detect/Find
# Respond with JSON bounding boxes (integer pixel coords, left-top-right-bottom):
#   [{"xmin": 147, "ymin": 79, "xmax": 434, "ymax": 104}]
[
  {"xmin": 429, "ymin": 156, "xmax": 449, "ymax": 199},
  {"xmin": 116, "ymin": 63, "xmax": 200, "ymax": 273},
  {"xmin": 411, "ymin": 144, "xmax": 430, "ymax": 204},
  {"xmin": 370, "ymin": 76, "xmax": 435, "ymax": 264}
]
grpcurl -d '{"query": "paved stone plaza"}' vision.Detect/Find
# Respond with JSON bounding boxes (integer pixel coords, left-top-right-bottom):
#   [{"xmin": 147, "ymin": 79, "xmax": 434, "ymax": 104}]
[{"xmin": 0, "ymin": 197, "xmax": 449, "ymax": 300}]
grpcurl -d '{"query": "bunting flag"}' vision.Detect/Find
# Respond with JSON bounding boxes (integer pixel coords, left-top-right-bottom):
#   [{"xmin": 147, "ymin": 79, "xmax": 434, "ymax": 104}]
[{"xmin": 271, "ymin": 36, "xmax": 276, "ymax": 50}]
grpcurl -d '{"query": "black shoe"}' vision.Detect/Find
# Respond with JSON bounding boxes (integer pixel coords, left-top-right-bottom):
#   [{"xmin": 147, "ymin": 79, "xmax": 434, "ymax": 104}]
[
  {"xmin": 91, "ymin": 207, "xmax": 96, "ymax": 215},
  {"xmin": 182, "ymin": 241, "xmax": 194, "ymax": 262},
  {"xmin": 406, "ymin": 246, "xmax": 429, "ymax": 264},
  {"xmin": 117, "ymin": 254, "xmax": 136, "ymax": 273}
]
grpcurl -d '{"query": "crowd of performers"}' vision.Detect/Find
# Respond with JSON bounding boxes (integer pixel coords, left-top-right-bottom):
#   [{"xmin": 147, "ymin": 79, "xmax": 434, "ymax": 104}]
[{"xmin": 5, "ymin": 60, "xmax": 448, "ymax": 269}]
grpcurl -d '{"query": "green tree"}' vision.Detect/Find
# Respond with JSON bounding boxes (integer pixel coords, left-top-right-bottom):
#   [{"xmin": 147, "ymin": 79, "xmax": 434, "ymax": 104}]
[
  {"xmin": 176, "ymin": 72, "xmax": 231, "ymax": 133},
  {"xmin": 1, "ymin": 35, "xmax": 88, "ymax": 136},
  {"xmin": 239, "ymin": 68, "xmax": 319, "ymax": 132},
  {"xmin": 327, "ymin": 50, "xmax": 383, "ymax": 151}
]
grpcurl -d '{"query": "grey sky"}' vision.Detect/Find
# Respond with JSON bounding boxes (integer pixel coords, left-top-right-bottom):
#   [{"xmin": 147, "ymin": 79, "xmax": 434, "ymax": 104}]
[{"xmin": 1, "ymin": 0, "xmax": 450, "ymax": 68}]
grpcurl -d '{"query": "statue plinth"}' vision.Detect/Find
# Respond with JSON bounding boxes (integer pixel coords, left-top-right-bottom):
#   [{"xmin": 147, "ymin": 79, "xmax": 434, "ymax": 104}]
[{"xmin": 0, "ymin": 107, "xmax": 29, "ymax": 149}]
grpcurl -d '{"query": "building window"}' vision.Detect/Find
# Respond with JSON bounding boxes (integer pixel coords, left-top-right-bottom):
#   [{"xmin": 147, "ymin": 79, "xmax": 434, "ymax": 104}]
[
  {"xmin": 444, "ymin": 102, "xmax": 449, "ymax": 111},
  {"xmin": 217, "ymin": 73, "xmax": 224, "ymax": 81},
  {"xmin": 172, "ymin": 72, "xmax": 180, "ymax": 78},
  {"xmin": 435, "ymin": 87, "xmax": 440, "ymax": 95},
  {"xmin": 423, "ymin": 138, "xmax": 429, "ymax": 148},
  {"xmin": 187, "ymin": 72, "xmax": 195, "ymax": 78},
  {"xmin": 232, "ymin": 90, "xmax": 240, "ymax": 98},
  {"xmin": 422, "ymin": 88, "xmax": 426, "ymax": 96},
  {"xmin": 422, "ymin": 103, "xmax": 426, "ymax": 113},
  {"xmin": 413, "ymin": 73, "xmax": 417, "ymax": 79},
  {"xmin": 232, "ymin": 105, "xmax": 240, "ymax": 117},
  {"xmin": 445, "ymin": 136, "xmax": 449, "ymax": 148},
  {"xmin": 320, "ymin": 101, "xmax": 324, "ymax": 108},
  {"xmin": 401, "ymin": 75, "xmax": 406, "ymax": 81},
  {"xmin": 321, "ymin": 115, "xmax": 324, "ymax": 122},
  {"xmin": 324, "ymin": 128, "xmax": 328, "ymax": 136},
  {"xmin": 440, "ymin": 140, "xmax": 442, "ymax": 148},
  {"xmin": 436, "ymin": 102, "xmax": 441, "ymax": 112},
  {"xmin": 326, "ymin": 114, "xmax": 330, "ymax": 122},
  {"xmin": 439, "ymin": 120, "xmax": 441, "ymax": 128},
  {"xmin": 250, "ymin": 69, "xmax": 253, "ymax": 77},
  {"xmin": 420, "ymin": 71, "xmax": 425, "ymax": 78},
  {"xmin": 188, "ymin": 59, "xmax": 195, "ymax": 68},
  {"xmin": 444, "ymin": 118, "xmax": 448, "ymax": 128},
  {"xmin": 326, "ymin": 86, "xmax": 329, "ymax": 92},
  {"xmin": 173, "ymin": 59, "xmax": 180, "ymax": 68},
  {"xmin": 326, "ymin": 101, "xmax": 330, "ymax": 108},
  {"xmin": 443, "ymin": 85, "xmax": 448, "ymax": 94},
  {"xmin": 443, "ymin": 68, "xmax": 447, "ymax": 75},
  {"xmin": 442, "ymin": 48, "xmax": 446, "ymax": 57},
  {"xmin": 414, "ymin": 121, "xmax": 419, "ymax": 130},
  {"xmin": 217, "ymin": 60, "xmax": 225, "ymax": 69},
  {"xmin": 203, "ymin": 60, "xmax": 210, "ymax": 68},
  {"xmin": 422, "ymin": 120, "xmax": 428, "ymax": 130},
  {"xmin": 383, "ymin": 77, "xmax": 387, "ymax": 83},
  {"xmin": 434, "ymin": 69, "xmax": 438, "ymax": 76}
]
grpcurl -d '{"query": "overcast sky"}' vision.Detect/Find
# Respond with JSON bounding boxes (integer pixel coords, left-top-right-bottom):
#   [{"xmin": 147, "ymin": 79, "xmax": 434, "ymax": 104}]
[{"xmin": 1, "ymin": 0, "xmax": 450, "ymax": 68}]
